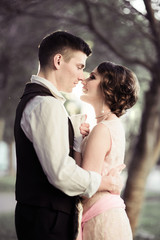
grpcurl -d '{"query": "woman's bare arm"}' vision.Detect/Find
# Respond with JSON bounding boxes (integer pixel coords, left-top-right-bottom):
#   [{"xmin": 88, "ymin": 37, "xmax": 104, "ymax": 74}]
[
  {"xmin": 74, "ymin": 123, "xmax": 125, "ymax": 195},
  {"xmin": 81, "ymin": 123, "xmax": 111, "ymax": 174},
  {"xmin": 74, "ymin": 151, "xmax": 82, "ymax": 166}
]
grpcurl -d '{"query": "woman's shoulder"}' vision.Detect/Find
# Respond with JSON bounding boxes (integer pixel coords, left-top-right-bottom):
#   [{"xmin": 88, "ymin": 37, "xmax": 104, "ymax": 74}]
[
  {"xmin": 101, "ymin": 117, "xmax": 123, "ymax": 128},
  {"xmin": 87, "ymin": 122, "xmax": 111, "ymax": 145},
  {"xmin": 92, "ymin": 121, "xmax": 111, "ymax": 135},
  {"xmin": 100, "ymin": 118, "xmax": 125, "ymax": 138}
]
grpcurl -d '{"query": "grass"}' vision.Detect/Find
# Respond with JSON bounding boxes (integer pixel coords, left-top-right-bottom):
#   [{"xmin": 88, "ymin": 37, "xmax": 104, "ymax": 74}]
[
  {"xmin": 0, "ymin": 175, "xmax": 17, "ymax": 240},
  {"xmin": 0, "ymin": 213, "xmax": 17, "ymax": 240},
  {"xmin": 135, "ymin": 192, "xmax": 160, "ymax": 240},
  {"xmin": 0, "ymin": 176, "xmax": 160, "ymax": 240}
]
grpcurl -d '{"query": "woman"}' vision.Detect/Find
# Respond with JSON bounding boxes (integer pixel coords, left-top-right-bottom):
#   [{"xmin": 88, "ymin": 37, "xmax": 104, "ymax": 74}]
[{"xmin": 75, "ymin": 61, "xmax": 140, "ymax": 240}]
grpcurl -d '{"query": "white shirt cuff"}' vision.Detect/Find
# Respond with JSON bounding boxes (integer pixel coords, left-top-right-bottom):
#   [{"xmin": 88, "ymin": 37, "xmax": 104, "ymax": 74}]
[{"xmin": 80, "ymin": 171, "xmax": 101, "ymax": 198}]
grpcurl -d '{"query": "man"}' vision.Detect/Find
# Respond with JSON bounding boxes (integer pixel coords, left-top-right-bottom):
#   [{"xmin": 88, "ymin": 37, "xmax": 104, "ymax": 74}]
[{"xmin": 14, "ymin": 31, "xmax": 124, "ymax": 240}]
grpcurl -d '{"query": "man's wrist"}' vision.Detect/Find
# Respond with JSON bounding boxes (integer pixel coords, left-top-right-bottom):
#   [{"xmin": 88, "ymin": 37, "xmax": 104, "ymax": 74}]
[{"xmin": 80, "ymin": 171, "xmax": 101, "ymax": 198}]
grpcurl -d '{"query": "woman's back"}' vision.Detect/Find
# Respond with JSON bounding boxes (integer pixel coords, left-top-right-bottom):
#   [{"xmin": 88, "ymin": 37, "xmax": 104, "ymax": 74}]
[{"xmin": 82, "ymin": 118, "xmax": 125, "ymax": 212}]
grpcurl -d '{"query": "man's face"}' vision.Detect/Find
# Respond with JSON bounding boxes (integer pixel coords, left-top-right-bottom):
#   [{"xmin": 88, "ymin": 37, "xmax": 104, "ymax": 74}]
[{"xmin": 57, "ymin": 51, "xmax": 87, "ymax": 93}]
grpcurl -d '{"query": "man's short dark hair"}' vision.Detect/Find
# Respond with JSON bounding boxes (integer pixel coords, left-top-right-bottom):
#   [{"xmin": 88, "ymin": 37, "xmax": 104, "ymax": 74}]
[{"xmin": 38, "ymin": 31, "xmax": 92, "ymax": 68}]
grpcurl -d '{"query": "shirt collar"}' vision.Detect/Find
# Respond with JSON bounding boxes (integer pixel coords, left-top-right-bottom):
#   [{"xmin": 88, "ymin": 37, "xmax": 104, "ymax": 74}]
[{"xmin": 30, "ymin": 75, "xmax": 66, "ymax": 103}]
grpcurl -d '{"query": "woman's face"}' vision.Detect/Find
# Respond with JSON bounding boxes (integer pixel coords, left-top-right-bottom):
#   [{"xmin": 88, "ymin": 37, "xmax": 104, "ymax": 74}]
[{"xmin": 80, "ymin": 67, "xmax": 103, "ymax": 104}]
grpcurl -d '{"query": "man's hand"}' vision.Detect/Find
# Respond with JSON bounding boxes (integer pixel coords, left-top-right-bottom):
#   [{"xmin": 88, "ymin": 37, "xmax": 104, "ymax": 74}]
[{"xmin": 98, "ymin": 164, "xmax": 126, "ymax": 195}]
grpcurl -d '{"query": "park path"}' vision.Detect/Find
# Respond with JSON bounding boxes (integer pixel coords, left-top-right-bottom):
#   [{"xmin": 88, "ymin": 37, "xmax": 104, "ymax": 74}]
[{"xmin": 0, "ymin": 192, "xmax": 16, "ymax": 214}]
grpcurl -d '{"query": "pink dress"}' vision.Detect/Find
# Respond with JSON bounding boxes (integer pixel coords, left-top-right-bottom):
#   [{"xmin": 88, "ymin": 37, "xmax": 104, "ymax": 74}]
[{"xmin": 76, "ymin": 119, "xmax": 133, "ymax": 240}]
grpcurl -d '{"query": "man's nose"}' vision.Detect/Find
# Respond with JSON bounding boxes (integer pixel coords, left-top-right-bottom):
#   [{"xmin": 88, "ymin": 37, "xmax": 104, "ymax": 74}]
[
  {"xmin": 81, "ymin": 79, "xmax": 87, "ymax": 85},
  {"xmin": 78, "ymin": 72, "xmax": 85, "ymax": 82}
]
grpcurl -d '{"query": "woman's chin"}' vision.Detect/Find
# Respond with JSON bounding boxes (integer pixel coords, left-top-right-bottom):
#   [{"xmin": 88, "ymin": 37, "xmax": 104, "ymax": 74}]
[
  {"xmin": 80, "ymin": 94, "xmax": 87, "ymax": 102},
  {"xmin": 80, "ymin": 94, "xmax": 90, "ymax": 104}
]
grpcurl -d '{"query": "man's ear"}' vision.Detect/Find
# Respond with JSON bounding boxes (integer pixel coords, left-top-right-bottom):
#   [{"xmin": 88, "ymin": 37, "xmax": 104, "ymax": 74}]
[{"xmin": 53, "ymin": 54, "xmax": 62, "ymax": 69}]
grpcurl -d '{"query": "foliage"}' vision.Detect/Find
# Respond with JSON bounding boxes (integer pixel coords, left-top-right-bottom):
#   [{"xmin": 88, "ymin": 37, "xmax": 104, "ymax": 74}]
[{"xmin": 0, "ymin": 0, "xmax": 154, "ymax": 142}]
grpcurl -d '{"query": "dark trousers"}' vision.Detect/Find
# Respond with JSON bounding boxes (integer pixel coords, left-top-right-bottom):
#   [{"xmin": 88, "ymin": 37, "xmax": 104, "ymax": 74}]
[{"xmin": 15, "ymin": 202, "xmax": 74, "ymax": 240}]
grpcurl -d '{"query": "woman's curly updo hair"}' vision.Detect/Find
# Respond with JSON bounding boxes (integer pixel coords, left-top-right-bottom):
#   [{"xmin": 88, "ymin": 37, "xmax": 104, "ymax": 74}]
[{"xmin": 97, "ymin": 61, "xmax": 140, "ymax": 117}]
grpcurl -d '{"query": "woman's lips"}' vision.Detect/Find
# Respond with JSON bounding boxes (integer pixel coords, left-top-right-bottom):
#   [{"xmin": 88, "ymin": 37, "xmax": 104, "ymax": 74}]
[{"xmin": 82, "ymin": 87, "xmax": 88, "ymax": 93}]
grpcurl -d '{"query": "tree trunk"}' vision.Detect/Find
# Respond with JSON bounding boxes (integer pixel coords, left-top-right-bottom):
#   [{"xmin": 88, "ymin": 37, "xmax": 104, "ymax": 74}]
[
  {"xmin": 123, "ymin": 74, "xmax": 160, "ymax": 235},
  {"xmin": 0, "ymin": 118, "xmax": 5, "ymax": 141}
]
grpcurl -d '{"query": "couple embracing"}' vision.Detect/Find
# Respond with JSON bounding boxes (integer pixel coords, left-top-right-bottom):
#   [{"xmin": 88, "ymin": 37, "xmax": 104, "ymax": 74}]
[{"xmin": 14, "ymin": 31, "xmax": 139, "ymax": 240}]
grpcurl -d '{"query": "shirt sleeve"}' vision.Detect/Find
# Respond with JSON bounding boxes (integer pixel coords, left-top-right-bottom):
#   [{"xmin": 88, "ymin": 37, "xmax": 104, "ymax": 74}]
[{"xmin": 21, "ymin": 96, "xmax": 101, "ymax": 198}]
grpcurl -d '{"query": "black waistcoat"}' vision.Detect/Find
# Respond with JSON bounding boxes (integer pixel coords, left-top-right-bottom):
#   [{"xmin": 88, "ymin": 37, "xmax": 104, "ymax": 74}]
[{"xmin": 14, "ymin": 83, "xmax": 76, "ymax": 214}]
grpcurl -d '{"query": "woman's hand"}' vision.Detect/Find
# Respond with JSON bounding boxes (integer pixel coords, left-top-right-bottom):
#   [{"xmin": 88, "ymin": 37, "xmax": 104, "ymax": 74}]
[
  {"xmin": 80, "ymin": 122, "xmax": 90, "ymax": 138},
  {"xmin": 70, "ymin": 114, "xmax": 88, "ymax": 152}
]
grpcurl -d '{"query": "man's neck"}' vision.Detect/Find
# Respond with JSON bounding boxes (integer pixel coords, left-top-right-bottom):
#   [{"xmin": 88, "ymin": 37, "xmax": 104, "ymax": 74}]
[{"xmin": 37, "ymin": 69, "xmax": 58, "ymax": 89}]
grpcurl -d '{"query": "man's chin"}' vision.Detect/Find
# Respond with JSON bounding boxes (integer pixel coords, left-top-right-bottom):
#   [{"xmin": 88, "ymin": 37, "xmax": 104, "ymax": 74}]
[
  {"xmin": 61, "ymin": 88, "xmax": 73, "ymax": 93},
  {"xmin": 68, "ymin": 89, "xmax": 73, "ymax": 93}
]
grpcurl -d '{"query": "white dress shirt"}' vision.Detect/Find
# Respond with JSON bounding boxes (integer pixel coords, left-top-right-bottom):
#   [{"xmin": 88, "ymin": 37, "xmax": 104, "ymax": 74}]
[{"xmin": 20, "ymin": 75, "xmax": 101, "ymax": 198}]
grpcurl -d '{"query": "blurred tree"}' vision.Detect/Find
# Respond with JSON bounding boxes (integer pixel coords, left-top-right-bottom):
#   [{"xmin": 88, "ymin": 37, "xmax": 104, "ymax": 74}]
[{"xmin": 0, "ymin": 0, "xmax": 160, "ymax": 235}]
